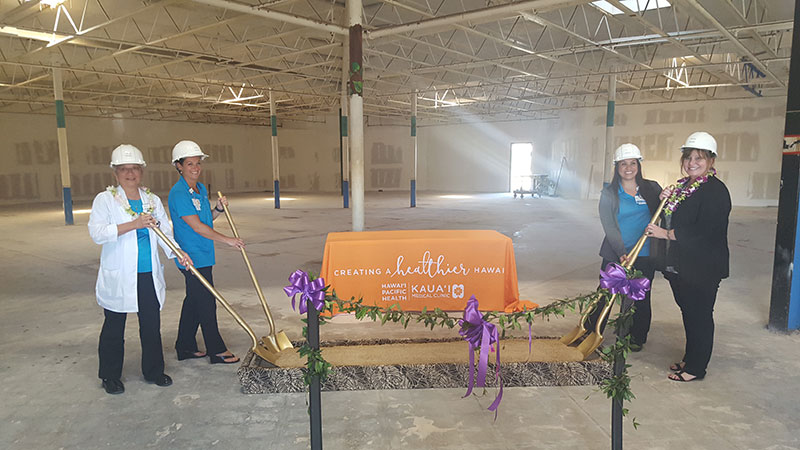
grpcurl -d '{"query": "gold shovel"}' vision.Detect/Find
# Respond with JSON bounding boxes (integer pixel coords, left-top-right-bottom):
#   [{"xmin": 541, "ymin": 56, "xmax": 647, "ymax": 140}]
[
  {"xmin": 576, "ymin": 194, "xmax": 670, "ymax": 358},
  {"xmin": 150, "ymin": 226, "xmax": 280, "ymax": 366},
  {"xmin": 217, "ymin": 192, "xmax": 293, "ymax": 354},
  {"xmin": 559, "ymin": 292, "xmax": 603, "ymax": 345}
]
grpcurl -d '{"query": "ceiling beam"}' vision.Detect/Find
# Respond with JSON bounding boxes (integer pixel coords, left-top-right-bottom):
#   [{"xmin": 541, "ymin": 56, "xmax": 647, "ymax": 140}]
[
  {"xmin": 191, "ymin": 0, "xmax": 348, "ymax": 35},
  {"xmin": 367, "ymin": 0, "xmax": 586, "ymax": 39}
]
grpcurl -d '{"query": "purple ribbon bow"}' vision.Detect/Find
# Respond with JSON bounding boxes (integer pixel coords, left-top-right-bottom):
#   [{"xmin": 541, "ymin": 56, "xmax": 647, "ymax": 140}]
[
  {"xmin": 458, "ymin": 295, "xmax": 503, "ymax": 415},
  {"xmin": 599, "ymin": 263, "xmax": 651, "ymax": 301},
  {"xmin": 283, "ymin": 270, "xmax": 326, "ymax": 314}
]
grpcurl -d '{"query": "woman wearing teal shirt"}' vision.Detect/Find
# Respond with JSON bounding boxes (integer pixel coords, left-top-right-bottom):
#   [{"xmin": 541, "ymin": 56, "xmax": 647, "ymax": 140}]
[
  {"xmin": 589, "ymin": 143, "xmax": 662, "ymax": 351},
  {"xmin": 168, "ymin": 140, "xmax": 244, "ymax": 364}
]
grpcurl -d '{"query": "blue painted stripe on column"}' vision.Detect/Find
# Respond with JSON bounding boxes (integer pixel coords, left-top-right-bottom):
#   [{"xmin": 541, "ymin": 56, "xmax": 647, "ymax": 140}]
[
  {"xmin": 341, "ymin": 116, "xmax": 348, "ymax": 137},
  {"xmin": 410, "ymin": 179, "xmax": 416, "ymax": 207},
  {"xmin": 411, "ymin": 116, "xmax": 416, "ymax": 137},
  {"xmin": 274, "ymin": 180, "xmax": 280, "ymax": 209},
  {"xmin": 56, "ymin": 100, "xmax": 66, "ymax": 128},
  {"xmin": 271, "ymin": 116, "xmax": 278, "ymax": 136},
  {"xmin": 63, "ymin": 187, "xmax": 74, "ymax": 225},
  {"xmin": 789, "ymin": 203, "xmax": 800, "ymax": 329},
  {"xmin": 342, "ymin": 180, "xmax": 349, "ymax": 209},
  {"xmin": 606, "ymin": 101, "xmax": 615, "ymax": 127}
]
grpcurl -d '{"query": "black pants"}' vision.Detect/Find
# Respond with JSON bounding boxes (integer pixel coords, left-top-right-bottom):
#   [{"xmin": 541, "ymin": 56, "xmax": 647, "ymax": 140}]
[
  {"xmin": 666, "ymin": 273, "xmax": 720, "ymax": 378},
  {"xmin": 175, "ymin": 266, "xmax": 227, "ymax": 356},
  {"xmin": 98, "ymin": 273, "xmax": 165, "ymax": 381},
  {"xmin": 586, "ymin": 257, "xmax": 655, "ymax": 345}
]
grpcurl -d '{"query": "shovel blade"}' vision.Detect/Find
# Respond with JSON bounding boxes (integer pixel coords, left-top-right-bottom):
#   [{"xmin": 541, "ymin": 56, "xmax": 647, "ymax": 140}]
[
  {"xmin": 576, "ymin": 332, "xmax": 604, "ymax": 357},
  {"xmin": 261, "ymin": 336, "xmax": 282, "ymax": 354},
  {"xmin": 252, "ymin": 345, "xmax": 281, "ymax": 367},
  {"xmin": 274, "ymin": 330, "xmax": 294, "ymax": 350},
  {"xmin": 559, "ymin": 325, "xmax": 588, "ymax": 346},
  {"xmin": 261, "ymin": 331, "xmax": 294, "ymax": 353}
]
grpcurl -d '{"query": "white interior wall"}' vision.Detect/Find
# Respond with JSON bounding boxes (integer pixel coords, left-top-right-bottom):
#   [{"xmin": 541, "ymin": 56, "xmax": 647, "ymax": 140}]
[
  {"xmin": 0, "ymin": 95, "xmax": 785, "ymax": 206},
  {"xmin": 417, "ymin": 96, "xmax": 786, "ymax": 206}
]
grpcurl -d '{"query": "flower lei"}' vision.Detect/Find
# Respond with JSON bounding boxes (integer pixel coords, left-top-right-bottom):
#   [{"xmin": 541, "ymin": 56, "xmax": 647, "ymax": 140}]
[
  {"xmin": 107, "ymin": 185, "xmax": 155, "ymax": 218},
  {"xmin": 664, "ymin": 168, "xmax": 716, "ymax": 216}
]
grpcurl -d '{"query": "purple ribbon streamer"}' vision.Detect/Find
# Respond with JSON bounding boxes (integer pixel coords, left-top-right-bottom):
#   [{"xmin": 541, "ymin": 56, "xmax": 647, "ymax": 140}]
[
  {"xmin": 599, "ymin": 263, "xmax": 651, "ymax": 301},
  {"xmin": 283, "ymin": 270, "xmax": 326, "ymax": 314},
  {"xmin": 458, "ymin": 295, "xmax": 503, "ymax": 415}
]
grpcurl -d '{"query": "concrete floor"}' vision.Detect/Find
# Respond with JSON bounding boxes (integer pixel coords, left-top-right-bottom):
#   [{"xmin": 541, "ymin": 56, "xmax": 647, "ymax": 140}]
[{"xmin": 1, "ymin": 192, "xmax": 798, "ymax": 450}]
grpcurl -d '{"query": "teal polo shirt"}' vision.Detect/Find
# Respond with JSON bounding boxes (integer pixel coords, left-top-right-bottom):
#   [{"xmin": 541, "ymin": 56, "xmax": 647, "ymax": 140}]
[
  {"xmin": 617, "ymin": 185, "xmax": 650, "ymax": 257},
  {"xmin": 129, "ymin": 199, "xmax": 153, "ymax": 273},
  {"xmin": 168, "ymin": 176, "xmax": 215, "ymax": 269}
]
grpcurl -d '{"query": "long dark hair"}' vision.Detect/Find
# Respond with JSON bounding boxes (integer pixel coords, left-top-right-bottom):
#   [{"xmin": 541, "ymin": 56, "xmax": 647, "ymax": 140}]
[{"xmin": 609, "ymin": 159, "xmax": 644, "ymax": 197}]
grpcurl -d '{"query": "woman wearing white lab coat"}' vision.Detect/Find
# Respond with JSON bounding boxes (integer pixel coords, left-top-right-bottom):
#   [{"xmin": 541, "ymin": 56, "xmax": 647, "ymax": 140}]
[{"xmin": 88, "ymin": 144, "xmax": 191, "ymax": 395}]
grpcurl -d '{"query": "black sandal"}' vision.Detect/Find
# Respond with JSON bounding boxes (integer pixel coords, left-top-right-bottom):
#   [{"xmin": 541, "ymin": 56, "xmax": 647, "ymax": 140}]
[
  {"xmin": 209, "ymin": 353, "xmax": 239, "ymax": 364},
  {"xmin": 668, "ymin": 370, "xmax": 704, "ymax": 382},
  {"xmin": 669, "ymin": 361, "xmax": 685, "ymax": 372},
  {"xmin": 177, "ymin": 350, "xmax": 206, "ymax": 361}
]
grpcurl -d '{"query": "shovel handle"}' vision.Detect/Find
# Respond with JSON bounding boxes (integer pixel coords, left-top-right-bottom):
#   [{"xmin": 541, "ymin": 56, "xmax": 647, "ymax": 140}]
[
  {"xmin": 217, "ymin": 192, "xmax": 278, "ymax": 337},
  {"xmin": 150, "ymin": 226, "xmax": 259, "ymax": 352}
]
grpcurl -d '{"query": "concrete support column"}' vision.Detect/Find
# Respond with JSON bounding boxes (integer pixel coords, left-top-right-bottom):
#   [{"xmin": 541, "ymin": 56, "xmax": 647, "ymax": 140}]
[
  {"xmin": 769, "ymin": 0, "xmax": 800, "ymax": 332},
  {"xmin": 348, "ymin": 0, "xmax": 364, "ymax": 231},
  {"xmin": 270, "ymin": 89, "xmax": 280, "ymax": 209},
  {"xmin": 603, "ymin": 75, "xmax": 616, "ymax": 185},
  {"xmin": 52, "ymin": 68, "xmax": 73, "ymax": 225},
  {"xmin": 410, "ymin": 92, "xmax": 417, "ymax": 207},
  {"xmin": 341, "ymin": 40, "xmax": 350, "ymax": 209}
]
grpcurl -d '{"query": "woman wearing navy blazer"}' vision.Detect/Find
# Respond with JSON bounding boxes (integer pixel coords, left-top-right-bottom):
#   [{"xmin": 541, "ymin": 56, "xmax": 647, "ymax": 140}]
[
  {"xmin": 646, "ymin": 131, "xmax": 731, "ymax": 382},
  {"xmin": 590, "ymin": 143, "xmax": 662, "ymax": 351}
]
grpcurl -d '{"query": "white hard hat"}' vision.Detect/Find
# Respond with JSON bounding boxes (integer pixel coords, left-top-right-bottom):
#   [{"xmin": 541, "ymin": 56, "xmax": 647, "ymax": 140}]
[
  {"xmin": 110, "ymin": 144, "xmax": 146, "ymax": 168},
  {"xmin": 172, "ymin": 140, "xmax": 209, "ymax": 164},
  {"xmin": 613, "ymin": 143, "xmax": 643, "ymax": 163},
  {"xmin": 681, "ymin": 131, "xmax": 717, "ymax": 155}
]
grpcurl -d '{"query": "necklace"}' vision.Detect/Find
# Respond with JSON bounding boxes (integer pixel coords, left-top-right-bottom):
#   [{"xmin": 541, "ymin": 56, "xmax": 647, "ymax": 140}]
[
  {"xmin": 107, "ymin": 186, "xmax": 155, "ymax": 218},
  {"xmin": 664, "ymin": 168, "xmax": 716, "ymax": 216}
]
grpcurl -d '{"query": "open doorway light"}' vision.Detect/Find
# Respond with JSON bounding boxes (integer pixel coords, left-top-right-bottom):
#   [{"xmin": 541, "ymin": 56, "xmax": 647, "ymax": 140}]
[{"xmin": 510, "ymin": 143, "xmax": 533, "ymax": 193}]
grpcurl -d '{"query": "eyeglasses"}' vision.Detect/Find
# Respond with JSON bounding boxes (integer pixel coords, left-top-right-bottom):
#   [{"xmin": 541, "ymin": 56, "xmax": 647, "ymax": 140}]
[{"xmin": 115, "ymin": 166, "xmax": 143, "ymax": 173}]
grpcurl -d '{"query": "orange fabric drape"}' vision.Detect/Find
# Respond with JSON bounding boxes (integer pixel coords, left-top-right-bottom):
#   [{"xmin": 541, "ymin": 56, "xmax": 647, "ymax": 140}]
[{"xmin": 320, "ymin": 230, "xmax": 532, "ymax": 312}]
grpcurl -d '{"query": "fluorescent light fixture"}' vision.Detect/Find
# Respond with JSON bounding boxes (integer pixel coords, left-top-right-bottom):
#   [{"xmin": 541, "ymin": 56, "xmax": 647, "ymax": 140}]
[
  {"xmin": 39, "ymin": 0, "xmax": 67, "ymax": 8},
  {"xmin": 266, "ymin": 197, "xmax": 296, "ymax": 201},
  {"xmin": 73, "ymin": 209, "xmax": 92, "ymax": 214},
  {"xmin": 0, "ymin": 25, "xmax": 69, "ymax": 43},
  {"xmin": 0, "ymin": 25, "xmax": 73, "ymax": 47},
  {"xmin": 592, "ymin": 0, "xmax": 671, "ymax": 15}
]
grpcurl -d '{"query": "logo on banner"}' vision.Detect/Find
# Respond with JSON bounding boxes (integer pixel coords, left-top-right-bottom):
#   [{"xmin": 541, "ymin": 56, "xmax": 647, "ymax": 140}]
[{"xmin": 452, "ymin": 284, "xmax": 465, "ymax": 298}]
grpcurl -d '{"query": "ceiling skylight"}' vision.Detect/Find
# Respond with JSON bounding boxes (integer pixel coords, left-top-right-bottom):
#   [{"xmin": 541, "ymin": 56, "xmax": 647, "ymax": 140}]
[{"xmin": 592, "ymin": 0, "xmax": 671, "ymax": 15}]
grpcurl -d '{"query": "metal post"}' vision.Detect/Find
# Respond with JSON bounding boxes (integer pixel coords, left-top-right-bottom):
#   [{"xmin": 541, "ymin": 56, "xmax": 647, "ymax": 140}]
[
  {"xmin": 769, "ymin": 0, "xmax": 800, "ymax": 332},
  {"xmin": 411, "ymin": 92, "xmax": 417, "ymax": 207},
  {"xmin": 307, "ymin": 304, "xmax": 323, "ymax": 450},
  {"xmin": 603, "ymin": 75, "xmax": 616, "ymax": 186},
  {"xmin": 341, "ymin": 41, "xmax": 350, "ymax": 209},
  {"xmin": 348, "ymin": 0, "xmax": 364, "ymax": 231},
  {"xmin": 611, "ymin": 297, "xmax": 633, "ymax": 450},
  {"xmin": 270, "ymin": 89, "xmax": 280, "ymax": 209},
  {"xmin": 52, "ymin": 68, "xmax": 73, "ymax": 225}
]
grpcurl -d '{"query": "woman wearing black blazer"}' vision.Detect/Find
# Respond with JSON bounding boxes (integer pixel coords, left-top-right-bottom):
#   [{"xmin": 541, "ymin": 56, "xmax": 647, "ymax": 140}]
[
  {"xmin": 590, "ymin": 143, "xmax": 663, "ymax": 350},
  {"xmin": 646, "ymin": 131, "xmax": 731, "ymax": 382}
]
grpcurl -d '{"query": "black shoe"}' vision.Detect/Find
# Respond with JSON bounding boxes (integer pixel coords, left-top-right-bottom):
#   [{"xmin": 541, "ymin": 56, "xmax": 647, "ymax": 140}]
[
  {"xmin": 102, "ymin": 378, "xmax": 125, "ymax": 395},
  {"xmin": 146, "ymin": 373, "xmax": 173, "ymax": 387},
  {"xmin": 630, "ymin": 343, "xmax": 643, "ymax": 352}
]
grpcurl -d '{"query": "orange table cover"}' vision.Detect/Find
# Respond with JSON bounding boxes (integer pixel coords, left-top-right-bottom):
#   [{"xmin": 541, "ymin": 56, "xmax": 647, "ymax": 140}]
[{"xmin": 320, "ymin": 230, "xmax": 521, "ymax": 312}]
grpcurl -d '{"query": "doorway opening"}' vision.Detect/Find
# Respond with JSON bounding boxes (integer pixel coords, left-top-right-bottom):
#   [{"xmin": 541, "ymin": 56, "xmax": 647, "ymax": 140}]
[{"xmin": 510, "ymin": 142, "xmax": 533, "ymax": 193}]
